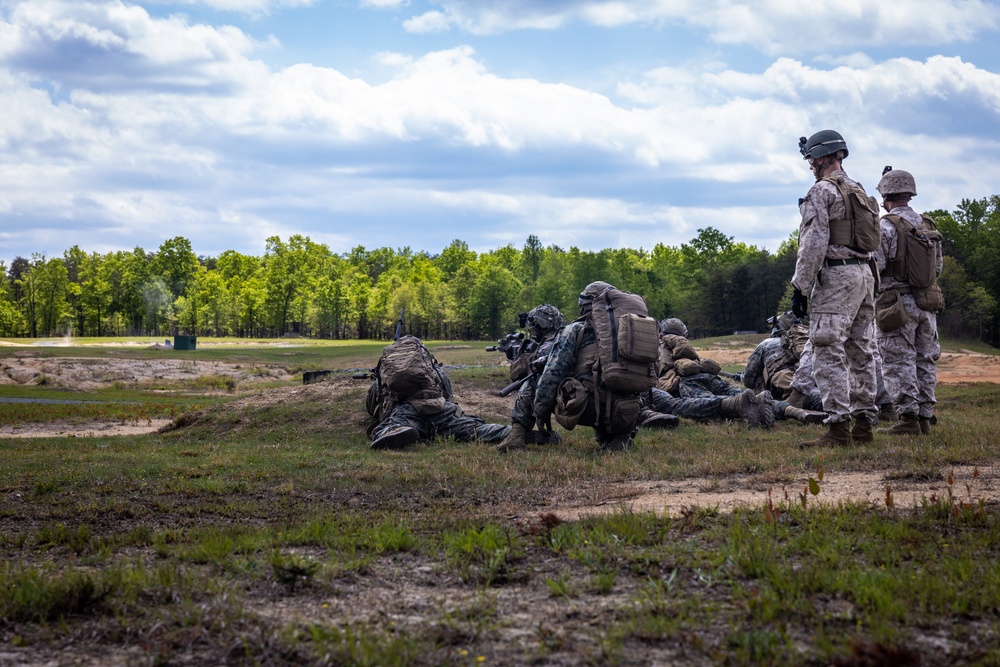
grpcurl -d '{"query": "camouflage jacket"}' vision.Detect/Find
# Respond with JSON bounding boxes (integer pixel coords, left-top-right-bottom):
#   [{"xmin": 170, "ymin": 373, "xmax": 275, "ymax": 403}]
[
  {"xmin": 792, "ymin": 168, "xmax": 872, "ymax": 294},
  {"xmin": 532, "ymin": 319, "xmax": 597, "ymax": 419}
]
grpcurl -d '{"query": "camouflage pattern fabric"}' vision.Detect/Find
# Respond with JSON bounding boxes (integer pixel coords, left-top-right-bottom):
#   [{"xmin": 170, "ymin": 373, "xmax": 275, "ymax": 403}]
[
  {"xmin": 792, "ymin": 167, "xmax": 878, "ymax": 425},
  {"xmin": 370, "ymin": 400, "xmax": 509, "ymax": 445},
  {"xmin": 874, "ymin": 205, "xmax": 942, "ymax": 418},
  {"xmin": 510, "ymin": 339, "xmax": 556, "ymax": 429},
  {"xmin": 745, "ymin": 337, "xmax": 824, "ymax": 411},
  {"xmin": 678, "ymin": 372, "xmax": 742, "ymax": 399},
  {"xmin": 645, "ymin": 387, "xmax": 722, "ymax": 420},
  {"xmin": 533, "ymin": 319, "xmax": 639, "ymax": 441}
]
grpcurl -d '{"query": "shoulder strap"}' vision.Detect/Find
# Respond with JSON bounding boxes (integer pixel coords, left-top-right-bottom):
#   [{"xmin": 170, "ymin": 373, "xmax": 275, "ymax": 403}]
[{"xmin": 821, "ymin": 176, "xmax": 854, "ymax": 246}]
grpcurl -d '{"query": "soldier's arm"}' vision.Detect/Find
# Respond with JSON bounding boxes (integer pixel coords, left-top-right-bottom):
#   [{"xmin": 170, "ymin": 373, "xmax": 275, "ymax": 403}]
[
  {"xmin": 791, "ymin": 185, "xmax": 834, "ymax": 293},
  {"xmin": 532, "ymin": 329, "xmax": 577, "ymax": 417}
]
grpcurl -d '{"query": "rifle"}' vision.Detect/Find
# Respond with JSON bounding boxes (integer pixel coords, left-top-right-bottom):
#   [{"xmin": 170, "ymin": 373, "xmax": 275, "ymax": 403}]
[
  {"xmin": 720, "ymin": 370, "xmax": 744, "ymax": 384},
  {"xmin": 495, "ymin": 342, "xmax": 551, "ymax": 396},
  {"xmin": 486, "ymin": 331, "xmax": 538, "ymax": 362},
  {"xmin": 394, "ymin": 307, "xmax": 405, "ymax": 340}
]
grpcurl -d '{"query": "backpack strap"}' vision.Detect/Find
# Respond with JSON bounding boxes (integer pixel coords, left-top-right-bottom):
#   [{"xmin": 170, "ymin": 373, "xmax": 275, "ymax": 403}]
[{"xmin": 821, "ymin": 176, "xmax": 854, "ymax": 247}]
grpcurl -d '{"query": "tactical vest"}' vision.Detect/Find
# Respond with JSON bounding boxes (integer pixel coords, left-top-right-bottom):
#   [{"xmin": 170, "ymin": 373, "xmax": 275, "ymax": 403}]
[
  {"xmin": 821, "ymin": 176, "xmax": 880, "ymax": 253},
  {"xmin": 883, "ymin": 213, "xmax": 941, "ymax": 289}
]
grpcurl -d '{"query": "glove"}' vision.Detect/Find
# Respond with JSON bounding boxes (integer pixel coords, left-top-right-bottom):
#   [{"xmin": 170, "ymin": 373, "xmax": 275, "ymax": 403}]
[{"xmin": 791, "ymin": 288, "xmax": 808, "ymax": 319}]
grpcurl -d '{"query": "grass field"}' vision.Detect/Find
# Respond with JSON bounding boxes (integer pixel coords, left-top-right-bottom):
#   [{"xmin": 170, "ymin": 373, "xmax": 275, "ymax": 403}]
[{"xmin": 2, "ymin": 339, "xmax": 1000, "ymax": 665}]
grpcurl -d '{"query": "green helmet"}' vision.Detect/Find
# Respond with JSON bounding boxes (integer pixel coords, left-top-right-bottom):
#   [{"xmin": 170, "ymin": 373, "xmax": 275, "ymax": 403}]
[
  {"xmin": 526, "ymin": 304, "xmax": 563, "ymax": 338},
  {"xmin": 799, "ymin": 130, "xmax": 848, "ymax": 160},
  {"xmin": 659, "ymin": 317, "xmax": 689, "ymax": 338},
  {"xmin": 877, "ymin": 167, "xmax": 917, "ymax": 198},
  {"xmin": 578, "ymin": 281, "xmax": 613, "ymax": 315}
]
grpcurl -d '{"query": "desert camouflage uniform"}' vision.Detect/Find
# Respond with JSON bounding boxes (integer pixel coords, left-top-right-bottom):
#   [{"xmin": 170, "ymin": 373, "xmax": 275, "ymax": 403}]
[
  {"xmin": 792, "ymin": 168, "xmax": 878, "ymax": 425},
  {"xmin": 874, "ymin": 205, "xmax": 943, "ymax": 419},
  {"xmin": 744, "ymin": 336, "xmax": 823, "ymax": 412},
  {"xmin": 533, "ymin": 319, "xmax": 637, "ymax": 444},
  {"xmin": 370, "ymin": 400, "xmax": 509, "ymax": 445}
]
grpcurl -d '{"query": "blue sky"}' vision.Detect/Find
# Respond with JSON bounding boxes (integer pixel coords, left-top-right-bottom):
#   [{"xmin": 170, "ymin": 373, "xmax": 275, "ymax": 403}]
[{"xmin": 2, "ymin": 0, "xmax": 999, "ymax": 265}]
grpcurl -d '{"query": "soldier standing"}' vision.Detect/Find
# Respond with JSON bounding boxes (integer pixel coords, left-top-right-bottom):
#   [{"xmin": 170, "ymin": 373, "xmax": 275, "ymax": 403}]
[
  {"xmin": 873, "ymin": 168, "xmax": 944, "ymax": 435},
  {"xmin": 792, "ymin": 130, "xmax": 880, "ymax": 447}
]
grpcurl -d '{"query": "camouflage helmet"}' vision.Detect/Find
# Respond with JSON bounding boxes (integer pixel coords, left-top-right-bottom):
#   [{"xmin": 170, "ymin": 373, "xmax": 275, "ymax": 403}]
[
  {"xmin": 799, "ymin": 129, "xmax": 848, "ymax": 160},
  {"xmin": 659, "ymin": 317, "xmax": 689, "ymax": 338},
  {"xmin": 578, "ymin": 281, "xmax": 613, "ymax": 315},
  {"xmin": 768, "ymin": 310, "xmax": 801, "ymax": 336},
  {"xmin": 876, "ymin": 167, "xmax": 917, "ymax": 198},
  {"xmin": 526, "ymin": 303, "xmax": 563, "ymax": 336}
]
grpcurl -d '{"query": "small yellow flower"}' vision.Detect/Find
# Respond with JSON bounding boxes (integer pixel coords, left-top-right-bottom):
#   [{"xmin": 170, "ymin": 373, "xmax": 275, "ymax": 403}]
[
  {"xmin": 477, "ymin": 657, "xmax": 486, "ymax": 663},
  {"xmin": 321, "ymin": 603, "xmax": 329, "ymax": 608}
]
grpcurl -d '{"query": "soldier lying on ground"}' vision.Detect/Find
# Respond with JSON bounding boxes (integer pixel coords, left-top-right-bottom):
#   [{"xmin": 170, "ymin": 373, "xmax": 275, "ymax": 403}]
[{"xmin": 366, "ymin": 335, "xmax": 509, "ymax": 450}]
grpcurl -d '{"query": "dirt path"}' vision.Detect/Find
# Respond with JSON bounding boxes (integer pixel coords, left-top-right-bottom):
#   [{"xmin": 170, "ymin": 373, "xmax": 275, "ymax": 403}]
[{"xmin": 539, "ymin": 466, "xmax": 995, "ymax": 519}]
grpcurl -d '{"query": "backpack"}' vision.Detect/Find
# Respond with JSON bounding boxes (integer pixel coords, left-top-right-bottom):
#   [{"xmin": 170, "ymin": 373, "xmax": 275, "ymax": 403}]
[
  {"xmin": 763, "ymin": 324, "xmax": 809, "ymax": 396},
  {"xmin": 375, "ymin": 336, "xmax": 448, "ymax": 403},
  {"xmin": 884, "ymin": 214, "xmax": 942, "ymax": 289},
  {"xmin": 822, "ymin": 176, "xmax": 880, "ymax": 253},
  {"xmin": 590, "ymin": 287, "xmax": 658, "ymax": 394}
]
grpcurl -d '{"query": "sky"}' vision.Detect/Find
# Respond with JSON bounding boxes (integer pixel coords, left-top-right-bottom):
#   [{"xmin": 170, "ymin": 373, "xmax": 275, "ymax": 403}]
[{"xmin": 1, "ymin": 0, "xmax": 999, "ymax": 266}]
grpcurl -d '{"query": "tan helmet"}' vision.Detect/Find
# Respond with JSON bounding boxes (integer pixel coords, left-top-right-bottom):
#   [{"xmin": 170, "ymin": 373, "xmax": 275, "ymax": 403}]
[
  {"xmin": 877, "ymin": 167, "xmax": 917, "ymax": 198},
  {"xmin": 578, "ymin": 281, "xmax": 613, "ymax": 315}
]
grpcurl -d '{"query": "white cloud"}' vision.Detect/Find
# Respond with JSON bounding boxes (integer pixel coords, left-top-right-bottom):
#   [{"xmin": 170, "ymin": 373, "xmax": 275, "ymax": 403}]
[
  {"xmin": 142, "ymin": 0, "xmax": 316, "ymax": 15},
  {"xmin": 400, "ymin": 0, "xmax": 1000, "ymax": 53},
  {"xmin": 360, "ymin": 0, "xmax": 408, "ymax": 8}
]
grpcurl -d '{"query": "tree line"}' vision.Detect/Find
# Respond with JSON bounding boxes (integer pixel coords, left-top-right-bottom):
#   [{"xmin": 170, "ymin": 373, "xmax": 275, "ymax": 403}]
[{"xmin": 1, "ymin": 196, "xmax": 998, "ymax": 345}]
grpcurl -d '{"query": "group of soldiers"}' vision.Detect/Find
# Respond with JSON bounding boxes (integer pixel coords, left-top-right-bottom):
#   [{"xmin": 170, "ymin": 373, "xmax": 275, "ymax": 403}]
[{"xmin": 363, "ymin": 128, "xmax": 943, "ymax": 452}]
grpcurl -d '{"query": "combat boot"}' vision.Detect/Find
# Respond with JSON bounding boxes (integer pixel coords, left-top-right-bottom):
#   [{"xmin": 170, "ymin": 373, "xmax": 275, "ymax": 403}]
[
  {"xmin": 526, "ymin": 428, "xmax": 563, "ymax": 445},
  {"xmin": 600, "ymin": 433, "xmax": 633, "ymax": 452},
  {"xmin": 850, "ymin": 417, "xmax": 874, "ymax": 443},
  {"xmin": 720, "ymin": 389, "xmax": 762, "ymax": 428},
  {"xmin": 371, "ymin": 426, "xmax": 420, "ymax": 450},
  {"xmin": 798, "ymin": 420, "xmax": 852, "ymax": 449},
  {"xmin": 785, "ymin": 389, "xmax": 807, "ymax": 408},
  {"xmin": 638, "ymin": 409, "xmax": 679, "ymax": 429},
  {"xmin": 756, "ymin": 391, "xmax": 776, "ymax": 429},
  {"xmin": 496, "ymin": 423, "xmax": 528, "ymax": 452},
  {"xmin": 878, "ymin": 403, "xmax": 899, "ymax": 424},
  {"xmin": 877, "ymin": 413, "xmax": 921, "ymax": 435},
  {"xmin": 783, "ymin": 405, "xmax": 827, "ymax": 424},
  {"xmin": 919, "ymin": 416, "xmax": 933, "ymax": 435}
]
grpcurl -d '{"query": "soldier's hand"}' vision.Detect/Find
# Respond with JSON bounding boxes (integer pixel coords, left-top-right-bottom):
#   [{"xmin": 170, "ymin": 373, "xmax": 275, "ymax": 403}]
[{"xmin": 791, "ymin": 288, "xmax": 808, "ymax": 319}]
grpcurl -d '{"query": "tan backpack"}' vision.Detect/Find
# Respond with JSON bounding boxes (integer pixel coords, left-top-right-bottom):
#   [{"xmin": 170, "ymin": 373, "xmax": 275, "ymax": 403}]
[
  {"xmin": 822, "ymin": 176, "xmax": 880, "ymax": 253},
  {"xmin": 884, "ymin": 214, "xmax": 942, "ymax": 289},
  {"xmin": 590, "ymin": 287, "xmax": 659, "ymax": 394}
]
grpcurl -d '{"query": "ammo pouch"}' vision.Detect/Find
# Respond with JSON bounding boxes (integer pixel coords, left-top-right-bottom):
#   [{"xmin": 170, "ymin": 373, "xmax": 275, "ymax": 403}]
[
  {"xmin": 699, "ymin": 358, "xmax": 722, "ymax": 376},
  {"xmin": 673, "ymin": 358, "xmax": 701, "ymax": 377},
  {"xmin": 913, "ymin": 284, "xmax": 945, "ymax": 313},
  {"xmin": 554, "ymin": 377, "xmax": 590, "ymax": 430},
  {"xmin": 657, "ymin": 369, "xmax": 680, "ymax": 394},
  {"xmin": 876, "ymin": 289, "xmax": 909, "ymax": 332},
  {"xmin": 606, "ymin": 394, "xmax": 640, "ymax": 435}
]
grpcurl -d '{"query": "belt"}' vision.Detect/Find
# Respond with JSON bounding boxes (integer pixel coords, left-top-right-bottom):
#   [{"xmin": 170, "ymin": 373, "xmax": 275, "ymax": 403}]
[{"xmin": 823, "ymin": 258, "xmax": 866, "ymax": 267}]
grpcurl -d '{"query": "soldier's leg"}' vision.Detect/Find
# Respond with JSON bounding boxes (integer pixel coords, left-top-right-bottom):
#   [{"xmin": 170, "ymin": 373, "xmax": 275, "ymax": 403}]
[
  {"xmin": 433, "ymin": 401, "xmax": 511, "ymax": 444},
  {"xmin": 648, "ymin": 387, "xmax": 722, "ymax": 420},
  {"xmin": 878, "ymin": 298, "xmax": 920, "ymax": 417},
  {"xmin": 914, "ymin": 310, "xmax": 940, "ymax": 422},
  {"xmin": 370, "ymin": 402, "xmax": 430, "ymax": 449},
  {"xmin": 845, "ymin": 281, "xmax": 878, "ymax": 426}
]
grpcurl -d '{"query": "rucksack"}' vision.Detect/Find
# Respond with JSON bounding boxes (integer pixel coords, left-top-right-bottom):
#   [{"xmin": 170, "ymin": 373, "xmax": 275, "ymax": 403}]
[
  {"xmin": 822, "ymin": 176, "xmax": 880, "ymax": 253},
  {"xmin": 884, "ymin": 213, "xmax": 942, "ymax": 289},
  {"xmin": 763, "ymin": 324, "xmax": 808, "ymax": 394},
  {"xmin": 375, "ymin": 336, "xmax": 447, "ymax": 403},
  {"xmin": 590, "ymin": 287, "xmax": 658, "ymax": 394}
]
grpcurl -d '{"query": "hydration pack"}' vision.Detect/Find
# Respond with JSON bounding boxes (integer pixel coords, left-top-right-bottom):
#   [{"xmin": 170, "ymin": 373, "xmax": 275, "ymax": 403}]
[{"xmin": 375, "ymin": 336, "xmax": 448, "ymax": 403}]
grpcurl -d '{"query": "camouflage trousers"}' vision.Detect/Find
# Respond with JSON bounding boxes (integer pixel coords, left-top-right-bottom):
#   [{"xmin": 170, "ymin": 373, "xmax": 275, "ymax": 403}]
[
  {"xmin": 370, "ymin": 401, "xmax": 510, "ymax": 445},
  {"xmin": 679, "ymin": 373, "xmax": 742, "ymax": 399},
  {"xmin": 788, "ymin": 339, "xmax": 852, "ymax": 413},
  {"xmin": 646, "ymin": 387, "xmax": 722, "ymax": 420},
  {"xmin": 876, "ymin": 293, "xmax": 939, "ymax": 418},
  {"xmin": 808, "ymin": 263, "xmax": 878, "ymax": 424},
  {"xmin": 511, "ymin": 376, "xmax": 540, "ymax": 429}
]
